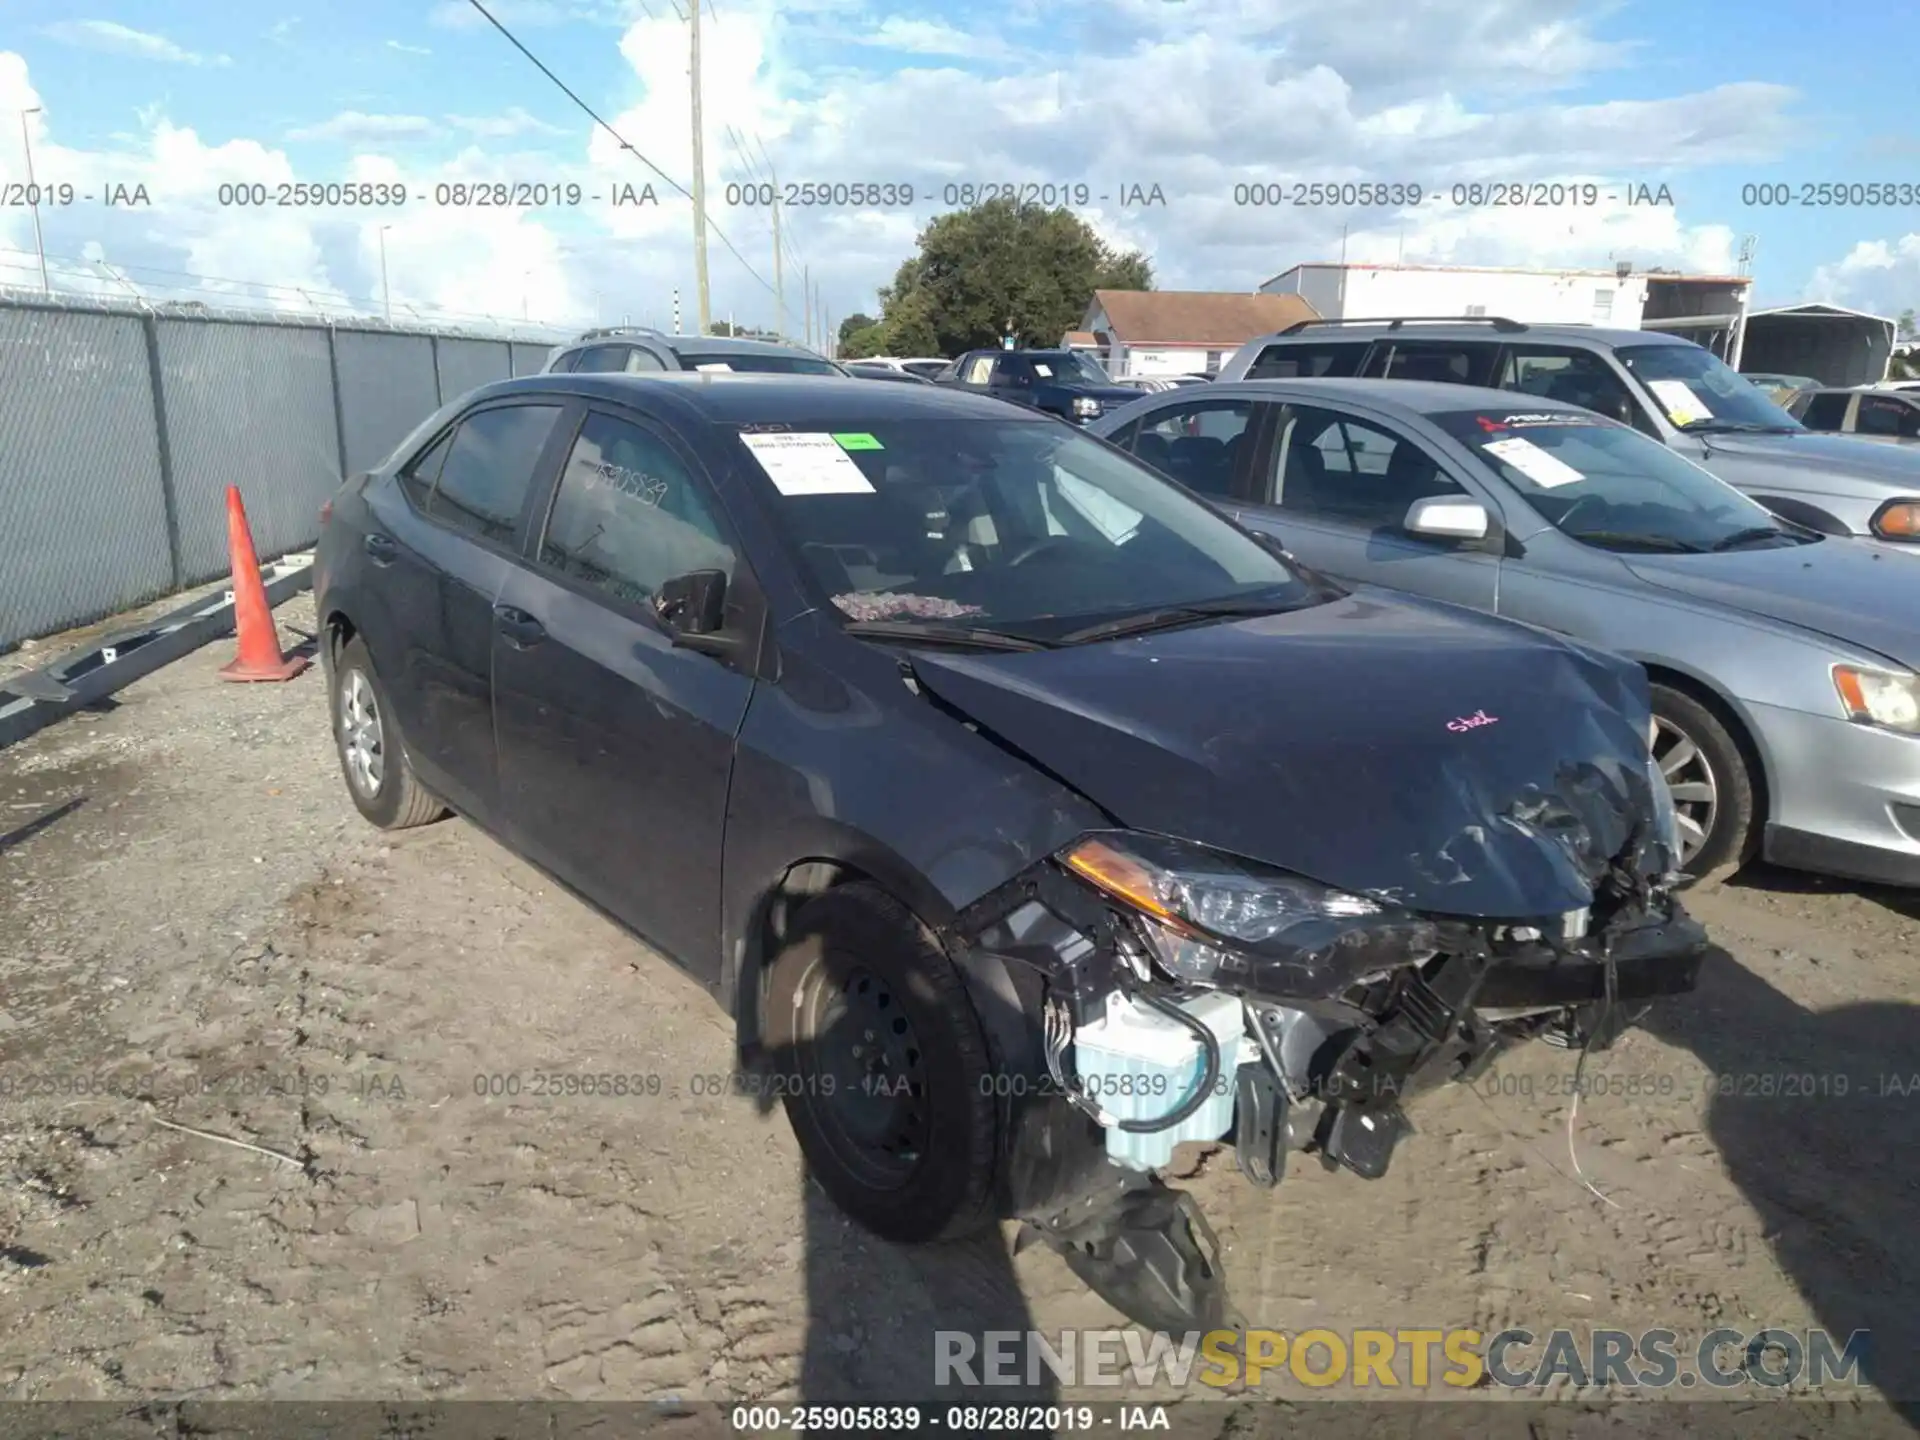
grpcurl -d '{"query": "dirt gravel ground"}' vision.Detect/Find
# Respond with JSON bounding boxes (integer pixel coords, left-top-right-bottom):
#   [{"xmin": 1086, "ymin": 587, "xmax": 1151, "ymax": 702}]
[{"xmin": 0, "ymin": 590, "xmax": 1916, "ymax": 1429}]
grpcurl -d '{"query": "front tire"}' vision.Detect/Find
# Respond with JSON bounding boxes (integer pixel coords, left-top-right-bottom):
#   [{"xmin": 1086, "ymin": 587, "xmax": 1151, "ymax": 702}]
[
  {"xmin": 1649, "ymin": 683, "xmax": 1756, "ymax": 883},
  {"xmin": 764, "ymin": 883, "xmax": 999, "ymax": 1244},
  {"xmin": 329, "ymin": 635, "xmax": 446, "ymax": 831}
]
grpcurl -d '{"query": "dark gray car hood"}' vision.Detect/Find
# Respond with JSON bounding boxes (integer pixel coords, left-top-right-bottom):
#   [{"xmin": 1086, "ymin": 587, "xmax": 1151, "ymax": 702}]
[
  {"xmin": 907, "ymin": 592, "xmax": 1668, "ymax": 919},
  {"xmin": 1623, "ymin": 539, "xmax": 1920, "ymax": 669},
  {"xmin": 1703, "ymin": 430, "xmax": 1920, "ymax": 487}
]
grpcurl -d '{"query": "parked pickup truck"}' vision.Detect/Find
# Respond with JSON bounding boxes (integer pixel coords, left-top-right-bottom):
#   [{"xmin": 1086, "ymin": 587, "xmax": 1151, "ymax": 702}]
[{"xmin": 934, "ymin": 348, "xmax": 1142, "ymax": 425}]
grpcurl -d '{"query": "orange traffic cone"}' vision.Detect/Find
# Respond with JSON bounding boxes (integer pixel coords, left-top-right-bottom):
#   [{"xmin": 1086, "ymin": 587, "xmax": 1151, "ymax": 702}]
[{"xmin": 219, "ymin": 485, "xmax": 310, "ymax": 683}]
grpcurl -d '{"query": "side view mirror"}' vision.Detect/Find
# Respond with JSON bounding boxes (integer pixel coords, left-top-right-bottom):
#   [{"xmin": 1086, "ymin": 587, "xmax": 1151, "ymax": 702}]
[
  {"xmin": 1404, "ymin": 496, "xmax": 1492, "ymax": 542},
  {"xmin": 656, "ymin": 569, "xmax": 741, "ymax": 658}
]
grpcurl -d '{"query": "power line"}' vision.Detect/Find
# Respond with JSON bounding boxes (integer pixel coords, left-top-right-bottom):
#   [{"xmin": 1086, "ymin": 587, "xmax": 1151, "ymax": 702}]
[{"xmin": 463, "ymin": 0, "xmax": 777, "ymax": 305}]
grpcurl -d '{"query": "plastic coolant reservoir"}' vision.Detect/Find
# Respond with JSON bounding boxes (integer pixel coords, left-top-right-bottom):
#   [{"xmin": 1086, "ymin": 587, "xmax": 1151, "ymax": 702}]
[{"xmin": 1071, "ymin": 989, "xmax": 1252, "ymax": 1171}]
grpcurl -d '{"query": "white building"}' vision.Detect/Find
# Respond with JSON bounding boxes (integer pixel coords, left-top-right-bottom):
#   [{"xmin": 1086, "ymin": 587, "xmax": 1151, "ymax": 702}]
[
  {"xmin": 1259, "ymin": 263, "xmax": 1651, "ymax": 329},
  {"xmin": 1075, "ymin": 290, "xmax": 1319, "ymax": 378}
]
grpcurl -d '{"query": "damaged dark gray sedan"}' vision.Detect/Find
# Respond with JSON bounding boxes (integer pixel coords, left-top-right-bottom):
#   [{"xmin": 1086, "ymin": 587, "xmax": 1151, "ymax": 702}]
[{"xmin": 312, "ymin": 372, "xmax": 1711, "ymax": 1333}]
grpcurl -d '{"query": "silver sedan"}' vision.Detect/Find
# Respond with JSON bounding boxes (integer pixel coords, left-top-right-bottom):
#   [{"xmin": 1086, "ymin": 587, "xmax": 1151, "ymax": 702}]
[{"xmin": 1089, "ymin": 377, "xmax": 1920, "ymax": 887}]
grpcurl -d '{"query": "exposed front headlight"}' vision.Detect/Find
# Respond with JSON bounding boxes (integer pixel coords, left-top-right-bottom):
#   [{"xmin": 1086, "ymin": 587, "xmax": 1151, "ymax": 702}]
[
  {"xmin": 1071, "ymin": 396, "xmax": 1102, "ymax": 418},
  {"xmin": 1832, "ymin": 665, "xmax": 1920, "ymax": 734},
  {"xmin": 1058, "ymin": 831, "xmax": 1438, "ymax": 999}
]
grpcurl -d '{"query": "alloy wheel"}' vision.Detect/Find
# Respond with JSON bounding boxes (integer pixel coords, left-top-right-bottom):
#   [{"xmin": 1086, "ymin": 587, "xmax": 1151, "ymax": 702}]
[
  {"xmin": 339, "ymin": 669, "xmax": 386, "ymax": 799},
  {"xmin": 1651, "ymin": 714, "xmax": 1717, "ymax": 866}
]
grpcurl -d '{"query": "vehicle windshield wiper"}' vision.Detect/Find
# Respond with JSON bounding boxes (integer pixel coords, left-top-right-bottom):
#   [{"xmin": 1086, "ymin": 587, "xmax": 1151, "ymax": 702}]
[
  {"xmin": 840, "ymin": 619, "xmax": 1053, "ymax": 652},
  {"xmin": 1564, "ymin": 529, "xmax": 1705, "ymax": 553},
  {"xmin": 1675, "ymin": 419, "xmax": 1801, "ymax": 435},
  {"xmin": 1056, "ymin": 590, "xmax": 1314, "ymax": 645},
  {"xmin": 1707, "ymin": 524, "xmax": 1794, "ymax": 551}
]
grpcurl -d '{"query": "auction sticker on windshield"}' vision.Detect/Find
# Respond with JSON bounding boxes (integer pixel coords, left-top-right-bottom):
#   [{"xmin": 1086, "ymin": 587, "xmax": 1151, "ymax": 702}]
[
  {"xmin": 1647, "ymin": 379, "xmax": 1713, "ymax": 424},
  {"xmin": 1482, "ymin": 435, "xmax": 1586, "ymax": 488},
  {"xmin": 740, "ymin": 431, "xmax": 877, "ymax": 495}
]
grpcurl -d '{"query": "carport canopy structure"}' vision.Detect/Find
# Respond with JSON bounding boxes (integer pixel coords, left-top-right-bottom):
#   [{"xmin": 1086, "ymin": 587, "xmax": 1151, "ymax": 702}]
[{"xmin": 1740, "ymin": 302, "xmax": 1896, "ymax": 388}]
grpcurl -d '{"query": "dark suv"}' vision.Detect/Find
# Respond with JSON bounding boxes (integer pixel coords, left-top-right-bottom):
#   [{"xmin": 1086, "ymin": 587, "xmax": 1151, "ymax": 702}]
[
  {"xmin": 1219, "ymin": 318, "xmax": 1920, "ymax": 545},
  {"xmin": 543, "ymin": 327, "xmax": 847, "ymax": 377},
  {"xmin": 313, "ymin": 371, "xmax": 1707, "ymax": 1333}
]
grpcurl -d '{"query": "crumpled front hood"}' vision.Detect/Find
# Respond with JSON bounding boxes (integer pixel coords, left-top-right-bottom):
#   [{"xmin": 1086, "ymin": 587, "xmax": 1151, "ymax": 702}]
[
  {"xmin": 908, "ymin": 592, "xmax": 1668, "ymax": 919},
  {"xmin": 1705, "ymin": 430, "xmax": 1920, "ymax": 486},
  {"xmin": 1623, "ymin": 540, "xmax": 1920, "ymax": 669}
]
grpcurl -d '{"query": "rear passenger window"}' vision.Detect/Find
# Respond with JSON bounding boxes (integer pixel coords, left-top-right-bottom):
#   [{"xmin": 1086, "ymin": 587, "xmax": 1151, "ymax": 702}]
[
  {"xmin": 1363, "ymin": 343, "xmax": 1499, "ymax": 386},
  {"xmin": 1126, "ymin": 400, "xmax": 1254, "ymax": 498},
  {"xmin": 572, "ymin": 346, "xmax": 634, "ymax": 373},
  {"xmin": 624, "ymin": 348, "xmax": 668, "ymax": 372},
  {"xmin": 1244, "ymin": 343, "xmax": 1367, "ymax": 380},
  {"xmin": 538, "ymin": 412, "xmax": 737, "ymax": 609},
  {"xmin": 398, "ymin": 431, "xmax": 453, "ymax": 512},
  {"xmin": 1798, "ymin": 393, "xmax": 1849, "ymax": 431},
  {"xmin": 424, "ymin": 404, "xmax": 564, "ymax": 544}
]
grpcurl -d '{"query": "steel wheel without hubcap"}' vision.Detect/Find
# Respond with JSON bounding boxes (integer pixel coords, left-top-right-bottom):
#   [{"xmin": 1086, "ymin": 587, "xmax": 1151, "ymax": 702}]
[
  {"xmin": 797, "ymin": 964, "xmax": 929, "ymax": 1191},
  {"xmin": 339, "ymin": 668, "xmax": 386, "ymax": 799},
  {"xmin": 1652, "ymin": 714, "xmax": 1718, "ymax": 867}
]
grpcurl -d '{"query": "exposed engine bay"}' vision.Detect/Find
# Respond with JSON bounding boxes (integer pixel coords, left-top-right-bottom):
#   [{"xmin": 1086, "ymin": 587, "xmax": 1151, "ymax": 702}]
[{"xmin": 949, "ymin": 821, "xmax": 1711, "ymax": 1335}]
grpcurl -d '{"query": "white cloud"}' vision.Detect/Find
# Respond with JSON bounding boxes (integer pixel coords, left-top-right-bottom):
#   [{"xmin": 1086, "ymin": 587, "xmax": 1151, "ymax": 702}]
[
  {"xmin": 1805, "ymin": 234, "xmax": 1920, "ymax": 318},
  {"xmin": 427, "ymin": 0, "xmax": 629, "ymax": 29},
  {"xmin": 0, "ymin": 0, "xmax": 1854, "ymax": 341},
  {"xmin": 286, "ymin": 112, "xmax": 439, "ymax": 144},
  {"xmin": 847, "ymin": 19, "xmax": 1018, "ymax": 62},
  {"xmin": 447, "ymin": 106, "xmax": 567, "ymax": 138},
  {"xmin": 39, "ymin": 20, "xmax": 230, "ymax": 66},
  {"xmin": 387, "ymin": 39, "xmax": 434, "ymax": 56}
]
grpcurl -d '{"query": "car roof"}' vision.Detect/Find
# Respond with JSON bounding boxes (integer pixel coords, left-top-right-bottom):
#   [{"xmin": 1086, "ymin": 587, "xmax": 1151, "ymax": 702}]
[
  {"xmin": 467, "ymin": 371, "xmax": 1045, "ymax": 423},
  {"xmin": 1193, "ymin": 376, "xmax": 1597, "ymax": 418},
  {"xmin": 1238, "ymin": 322, "xmax": 1687, "ymax": 351},
  {"xmin": 562, "ymin": 333, "xmax": 829, "ymax": 360}
]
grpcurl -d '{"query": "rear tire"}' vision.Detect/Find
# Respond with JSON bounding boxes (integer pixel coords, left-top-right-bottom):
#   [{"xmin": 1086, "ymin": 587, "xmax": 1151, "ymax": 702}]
[
  {"xmin": 329, "ymin": 635, "xmax": 446, "ymax": 831},
  {"xmin": 1649, "ymin": 683, "xmax": 1756, "ymax": 884},
  {"xmin": 764, "ymin": 883, "xmax": 999, "ymax": 1244}
]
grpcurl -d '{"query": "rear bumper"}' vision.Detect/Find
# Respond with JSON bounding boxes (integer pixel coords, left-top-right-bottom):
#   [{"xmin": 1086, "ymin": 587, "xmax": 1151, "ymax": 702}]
[{"xmin": 1752, "ymin": 701, "xmax": 1920, "ymax": 886}]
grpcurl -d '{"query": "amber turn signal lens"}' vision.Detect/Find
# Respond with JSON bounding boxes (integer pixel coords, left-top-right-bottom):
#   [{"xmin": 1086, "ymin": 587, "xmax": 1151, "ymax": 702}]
[
  {"xmin": 1062, "ymin": 838, "xmax": 1179, "ymax": 923},
  {"xmin": 1871, "ymin": 501, "xmax": 1920, "ymax": 539}
]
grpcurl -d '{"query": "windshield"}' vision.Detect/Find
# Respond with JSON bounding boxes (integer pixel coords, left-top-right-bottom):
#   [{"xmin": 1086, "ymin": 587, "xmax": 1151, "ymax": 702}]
[
  {"xmin": 1029, "ymin": 353, "xmax": 1113, "ymax": 386},
  {"xmin": 729, "ymin": 418, "xmax": 1321, "ymax": 640},
  {"xmin": 1617, "ymin": 343, "xmax": 1805, "ymax": 432},
  {"xmin": 1431, "ymin": 408, "xmax": 1813, "ymax": 553},
  {"xmin": 683, "ymin": 352, "xmax": 841, "ymax": 375}
]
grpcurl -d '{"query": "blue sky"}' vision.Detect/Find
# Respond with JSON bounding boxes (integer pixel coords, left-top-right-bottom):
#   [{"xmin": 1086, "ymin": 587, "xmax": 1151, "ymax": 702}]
[{"xmin": 1, "ymin": 0, "xmax": 1915, "ymax": 337}]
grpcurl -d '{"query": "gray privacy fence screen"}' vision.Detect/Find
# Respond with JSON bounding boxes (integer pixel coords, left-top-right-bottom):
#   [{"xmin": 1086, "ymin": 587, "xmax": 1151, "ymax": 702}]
[{"xmin": 0, "ymin": 291, "xmax": 569, "ymax": 650}]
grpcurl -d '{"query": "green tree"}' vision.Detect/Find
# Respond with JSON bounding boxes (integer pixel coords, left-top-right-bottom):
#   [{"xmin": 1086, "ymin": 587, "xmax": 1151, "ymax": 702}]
[
  {"xmin": 869, "ymin": 198, "xmax": 1152, "ymax": 355},
  {"xmin": 838, "ymin": 312, "xmax": 876, "ymax": 344}
]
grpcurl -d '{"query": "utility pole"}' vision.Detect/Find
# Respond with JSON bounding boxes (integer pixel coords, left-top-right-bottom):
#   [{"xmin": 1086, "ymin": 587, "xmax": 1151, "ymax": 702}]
[
  {"xmin": 673, "ymin": 288, "xmax": 681, "ymax": 331},
  {"xmin": 378, "ymin": 225, "xmax": 392, "ymax": 322},
  {"xmin": 688, "ymin": 0, "xmax": 712, "ymax": 334},
  {"xmin": 803, "ymin": 265, "xmax": 811, "ymax": 347},
  {"xmin": 769, "ymin": 167, "xmax": 785, "ymax": 339},
  {"xmin": 20, "ymin": 108, "xmax": 47, "ymax": 293}
]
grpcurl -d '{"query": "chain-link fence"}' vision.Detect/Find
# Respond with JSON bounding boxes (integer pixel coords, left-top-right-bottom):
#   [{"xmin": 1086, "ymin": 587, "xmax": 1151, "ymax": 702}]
[{"xmin": 0, "ymin": 291, "xmax": 570, "ymax": 650}]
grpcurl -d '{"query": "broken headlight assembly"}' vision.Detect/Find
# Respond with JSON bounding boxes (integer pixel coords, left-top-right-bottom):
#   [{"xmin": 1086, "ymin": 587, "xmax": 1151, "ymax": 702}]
[{"xmin": 1059, "ymin": 831, "xmax": 1441, "ymax": 1000}]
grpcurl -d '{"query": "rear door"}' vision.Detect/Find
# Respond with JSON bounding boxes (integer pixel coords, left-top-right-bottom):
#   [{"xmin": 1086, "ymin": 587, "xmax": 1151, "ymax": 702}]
[
  {"xmin": 1235, "ymin": 400, "xmax": 1504, "ymax": 610},
  {"xmin": 490, "ymin": 404, "xmax": 761, "ymax": 977},
  {"xmin": 1359, "ymin": 339, "xmax": 1501, "ymax": 387},
  {"xmin": 359, "ymin": 400, "xmax": 572, "ymax": 818}
]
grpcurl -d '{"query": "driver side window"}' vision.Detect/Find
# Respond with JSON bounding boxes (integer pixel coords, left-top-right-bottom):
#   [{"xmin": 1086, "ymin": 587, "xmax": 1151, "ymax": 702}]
[
  {"xmin": 1267, "ymin": 405, "xmax": 1466, "ymax": 530},
  {"xmin": 1498, "ymin": 347, "xmax": 1660, "ymax": 437},
  {"xmin": 963, "ymin": 356, "xmax": 995, "ymax": 385}
]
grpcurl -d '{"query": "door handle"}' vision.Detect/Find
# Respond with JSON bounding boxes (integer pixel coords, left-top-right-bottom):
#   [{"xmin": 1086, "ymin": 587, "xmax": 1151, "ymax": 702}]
[
  {"xmin": 364, "ymin": 533, "xmax": 398, "ymax": 565},
  {"xmin": 493, "ymin": 604, "xmax": 547, "ymax": 648}
]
